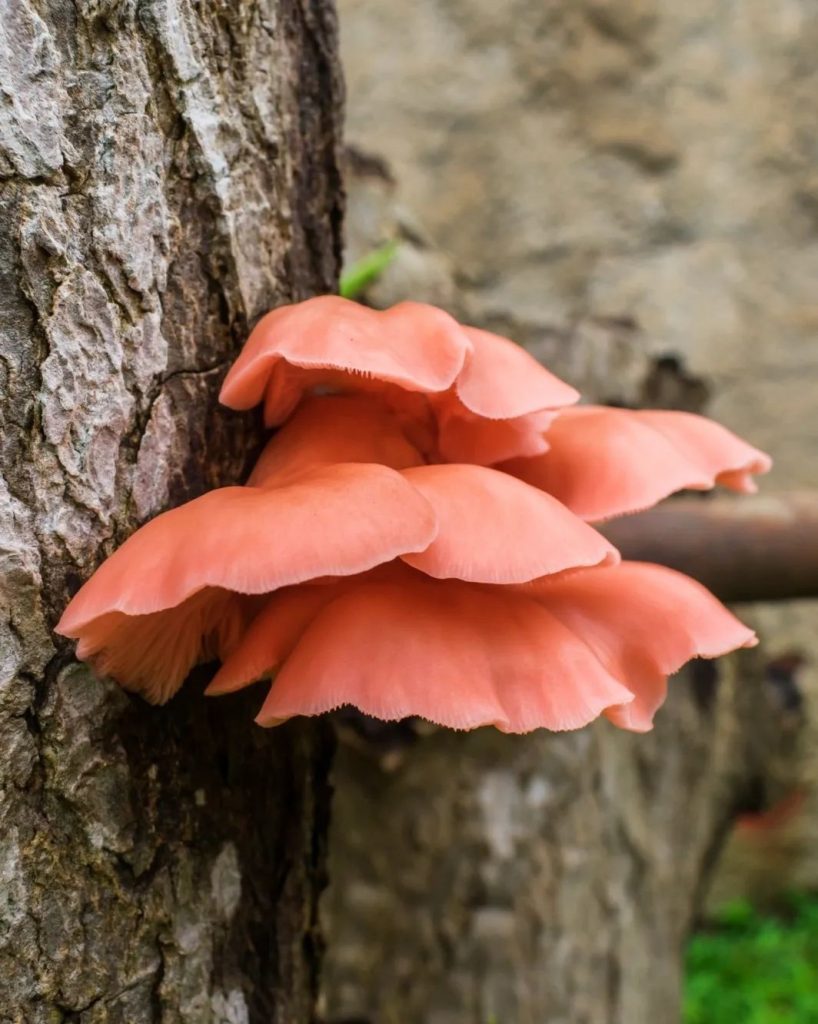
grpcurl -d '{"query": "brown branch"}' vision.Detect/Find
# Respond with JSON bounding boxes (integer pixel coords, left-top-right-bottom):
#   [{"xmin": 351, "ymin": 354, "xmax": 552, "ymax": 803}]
[{"xmin": 599, "ymin": 491, "xmax": 818, "ymax": 603}]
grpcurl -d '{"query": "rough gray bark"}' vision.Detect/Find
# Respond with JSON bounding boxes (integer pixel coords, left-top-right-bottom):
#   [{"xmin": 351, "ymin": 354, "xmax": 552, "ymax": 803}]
[
  {"xmin": 0, "ymin": 0, "xmax": 342, "ymax": 1020},
  {"xmin": 322, "ymin": 656, "xmax": 781, "ymax": 1024}
]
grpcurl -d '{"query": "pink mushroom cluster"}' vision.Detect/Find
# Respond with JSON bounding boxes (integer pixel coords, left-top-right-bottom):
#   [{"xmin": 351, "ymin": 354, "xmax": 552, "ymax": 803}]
[{"xmin": 57, "ymin": 297, "xmax": 770, "ymax": 733}]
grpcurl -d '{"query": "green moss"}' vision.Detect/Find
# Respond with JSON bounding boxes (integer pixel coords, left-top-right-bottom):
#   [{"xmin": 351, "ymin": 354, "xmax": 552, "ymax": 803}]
[{"xmin": 685, "ymin": 894, "xmax": 818, "ymax": 1024}]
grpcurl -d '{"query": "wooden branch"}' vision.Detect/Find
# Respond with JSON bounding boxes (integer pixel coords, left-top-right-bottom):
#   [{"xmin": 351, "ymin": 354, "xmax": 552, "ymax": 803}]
[{"xmin": 599, "ymin": 491, "xmax": 818, "ymax": 603}]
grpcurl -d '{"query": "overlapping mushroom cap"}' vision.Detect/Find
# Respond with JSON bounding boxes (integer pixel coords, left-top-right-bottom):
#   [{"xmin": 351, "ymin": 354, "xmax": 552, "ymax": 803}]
[
  {"xmin": 220, "ymin": 296, "xmax": 579, "ymax": 465},
  {"xmin": 499, "ymin": 405, "xmax": 772, "ymax": 522},
  {"xmin": 207, "ymin": 561, "xmax": 754, "ymax": 733},
  {"xmin": 57, "ymin": 296, "xmax": 770, "ymax": 734}
]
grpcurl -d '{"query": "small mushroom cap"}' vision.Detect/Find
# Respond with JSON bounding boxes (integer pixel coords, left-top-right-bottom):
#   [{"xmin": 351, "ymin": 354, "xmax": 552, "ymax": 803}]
[
  {"xmin": 250, "ymin": 573, "xmax": 635, "ymax": 733},
  {"xmin": 399, "ymin": 464, "xmax": 618, "ymax": 583},
  {"xmin": 500, "ymin": 406, "xmax": 772, "ymax": 522},
  {"xmin": 206, "ymin": 584, "xmax": 341, "ymax": 696},
  {"xmin": 525, "ymin": 561, "xmax": 758, "ymax": 731},
  {"xmin": 434, "ymin": 406, "xmax": 555, "ymax": 465},
  {"xmin": 432, "ymin": 326, "xmax": 577, "ymax": 463},
  {"xmin": 219, "ymin": 296, "xmax": 474, "ymax": 424},
  {"xmin": 247, "ymin": 395, "xmax": 424, "ymax": 488},
  {"xmin": 206, "ymin": 565, "xmax": 400, "ymax": 696},
  {"xmin": 455, "ymin": 326, "xmax": 579, "ymax": 419}
]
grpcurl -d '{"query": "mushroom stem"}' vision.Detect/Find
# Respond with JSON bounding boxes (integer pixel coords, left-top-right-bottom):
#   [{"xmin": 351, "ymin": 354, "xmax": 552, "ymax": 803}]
[{"xmin": 599, "ymin": 491, "xmax": 818, "ymax": 603}]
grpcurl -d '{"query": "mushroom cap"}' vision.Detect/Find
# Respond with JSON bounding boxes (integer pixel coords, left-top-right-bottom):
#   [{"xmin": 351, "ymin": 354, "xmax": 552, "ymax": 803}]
[
  {"xmin": 455, "ymin": 325, "xmax": 579, "ymax": 420},
  {"xmin": 220, "ymin": 299, "xmax": 580, "ymax": 464},
  {"xmin": 248, "ymin": 434, "xmax": 618, "ymax": 585},
  {"xmin": 526, "ymin": 561, "xmax": 757, "ymax": 731},
  {"xmin": 206, "ymin": 567, "xmax": 397, "ymax": 696},
  {"xmin": 429, "ymin": 325, "xmax": 577, "ymax": 464},
  {"xmin": 247, "ymin": 394, "xmax": 424, "ymax": 487},
  {"xmin": 247, "ymin": 572, "xmax": 635, "ymax": 732},
  {"xmin": 434, "ymin": 406, "xmax": 555, "ymax": 465},
  {"xmin": 55, "ymin": 464, "xmax": 439, "ymax": 698},
  {"xmin": 219, "ymin": 296, "xmax": 474, "ymax": 424},
  {"xmin": 399, "ymin": 463, "xmax": 618, "ymax": 583},
  {"xmin": 57, "ymin": 464, "xmax": 437, "ymax": 632},
  {"xmin": 209, "ymin": 560, "xmax": 756, "ymax": 734},
  {"xmin": 500, "ymin": 406, "xmax": 772, "ymax": 522},
  {"xmin": 206, "ymin": 584, "xmax": 343, "ymax": 697}
]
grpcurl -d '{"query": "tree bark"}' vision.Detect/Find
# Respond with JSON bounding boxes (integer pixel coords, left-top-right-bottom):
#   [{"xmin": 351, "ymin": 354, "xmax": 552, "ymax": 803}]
[{"xmin": 0, "ymin": 1, "xmax": 342, "ymax": 1020}]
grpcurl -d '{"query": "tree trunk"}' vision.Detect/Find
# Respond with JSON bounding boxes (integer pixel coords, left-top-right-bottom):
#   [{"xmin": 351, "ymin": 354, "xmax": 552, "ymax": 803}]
[{"xmin": 0, "ymin": 1, "xmax": 342, "ymax": 1020}]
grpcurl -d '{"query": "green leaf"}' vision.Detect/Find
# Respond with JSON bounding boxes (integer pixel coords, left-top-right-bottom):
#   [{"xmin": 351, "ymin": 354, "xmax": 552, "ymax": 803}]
[{"xmin": 339, "ymin": 240, "xmax": 400, "ymax": 299}]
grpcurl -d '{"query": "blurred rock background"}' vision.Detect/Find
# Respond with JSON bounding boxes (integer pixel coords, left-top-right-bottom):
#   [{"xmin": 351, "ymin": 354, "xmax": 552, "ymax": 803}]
[{"xmin": 325, "ymin": 0, "xmax": 818, "ymax": 1019}]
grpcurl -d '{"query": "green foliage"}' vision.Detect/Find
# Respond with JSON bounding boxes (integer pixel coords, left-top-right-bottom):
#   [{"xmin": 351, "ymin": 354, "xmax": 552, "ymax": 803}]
[
  {"xmin": 339, "ymin": 240, "xmax": 399, "ymax": 299},
  {"xmin": 685, "ymin": 894, "xmax": 818, "ymax": 1024}
]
